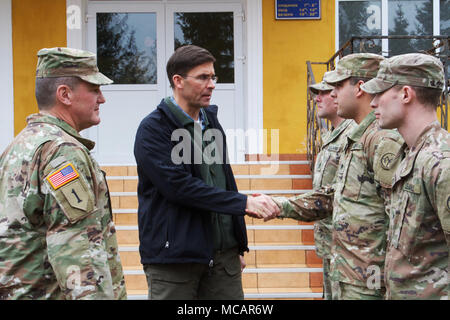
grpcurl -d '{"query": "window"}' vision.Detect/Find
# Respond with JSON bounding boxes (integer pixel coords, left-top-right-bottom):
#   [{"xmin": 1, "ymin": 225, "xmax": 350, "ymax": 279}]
[
  {"xmin": 388, "ymin": 0, "xmax": 433, "ymax": 55},
  {"xmin": 441, "ymin": 0, "xmax": 450, "ymax": 36},
  {"xmin": 96, "ymin": 12, "xmax": 157, "ymax": 84},
  {"xmin": 337, "ymin": 0, "xmax": 447, "ymax": 56},
  {"xmin": 339, "ymin": 1, "xmax": 382, "ymax": 54},
  {"xmin": 174, "ymin": 12, "xmax": 235, "ymax": 83}
]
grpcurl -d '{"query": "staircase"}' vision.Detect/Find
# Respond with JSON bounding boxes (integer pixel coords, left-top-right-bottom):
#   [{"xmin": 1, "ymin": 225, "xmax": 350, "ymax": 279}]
[{"xmin": 102, "ymin": 155, "xmax": 323, "ymax": 300}]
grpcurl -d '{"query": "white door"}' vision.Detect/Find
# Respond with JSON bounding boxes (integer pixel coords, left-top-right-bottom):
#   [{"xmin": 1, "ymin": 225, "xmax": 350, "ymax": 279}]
[
  {"xmin": 166, "ymin": 3, "xmax": 246, "ymax": 163},
  {"xmin": 85, "ymin": 1, "xmax": 165, "ymax": 164},
  {"xmin": 85, "ymin": 1, "xmax": 245, "ymax": 164}
]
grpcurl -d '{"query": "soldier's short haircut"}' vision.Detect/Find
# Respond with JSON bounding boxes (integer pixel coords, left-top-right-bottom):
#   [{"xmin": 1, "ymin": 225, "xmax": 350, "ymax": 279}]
[
  {"xmin": 166, "ymin": 45, "xmax": 216, "ymax": 88},
  {"xmin": 393, "ymin": 84, "xmax": 442, "ymax": 109},
  {"xmin": 35, "ymin": 76, "xmax": 82, "ymax": 110}
]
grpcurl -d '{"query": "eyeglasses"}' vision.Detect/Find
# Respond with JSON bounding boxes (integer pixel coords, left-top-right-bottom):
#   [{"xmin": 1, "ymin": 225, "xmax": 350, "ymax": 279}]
[{"xmin": 183, "ymin": 74, "xmax": 218, "ymax": 84}]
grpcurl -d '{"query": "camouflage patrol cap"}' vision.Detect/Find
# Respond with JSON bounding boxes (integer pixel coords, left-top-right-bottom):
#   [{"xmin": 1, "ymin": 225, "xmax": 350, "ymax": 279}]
[
  {"xmin": 324, "ymin": 53, "xmax": 385, "ymax": 84},
  {"xmin": 36, "ymin": 47, "xmax": 113, "ymax": 85},
  {"xmin": 361, "ymin": 53, "xmax": 445, "ymax": 94},
  {"xmin": 310, "ymin": 71, "xmax": 335, "ymax": 94}
]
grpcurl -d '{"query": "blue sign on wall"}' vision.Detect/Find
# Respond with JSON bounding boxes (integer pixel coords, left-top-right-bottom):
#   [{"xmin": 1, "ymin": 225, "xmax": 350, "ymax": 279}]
[{"xmin": 276, "ymin": 0, "xmax": 321, "ymax": 20}]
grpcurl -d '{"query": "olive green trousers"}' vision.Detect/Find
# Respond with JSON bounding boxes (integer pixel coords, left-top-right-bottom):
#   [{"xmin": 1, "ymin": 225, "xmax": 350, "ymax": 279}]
[{"xmin": 143, "ymin": 247, "xmax": 244, "ymax": 300}]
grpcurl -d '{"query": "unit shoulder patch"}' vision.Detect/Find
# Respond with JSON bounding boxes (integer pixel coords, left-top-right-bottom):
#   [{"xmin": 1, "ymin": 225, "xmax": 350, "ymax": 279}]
[
  {"xmin": 380, "ymin": 152, "xmax": 396, "ymax": 170},
  {"xmin": 60, "ymin": 180, "xmax": 89, "ymax": 212},
  {"xmin": 46, "ymin": 163, "xmax": 79, "ymax": 190},
  {"xmin": 374, "ymin": 138, "xmax": 403, "ymax": 188},
  {"xmin": 45, "ymin": 162, "xmax": 95, "ymax": 224}
]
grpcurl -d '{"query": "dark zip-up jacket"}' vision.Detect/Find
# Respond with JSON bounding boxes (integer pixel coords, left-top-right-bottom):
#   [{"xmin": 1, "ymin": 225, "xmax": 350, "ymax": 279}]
[{"xmin": 134, "ymin": 99, "xmax": 249, "ymax": 265}]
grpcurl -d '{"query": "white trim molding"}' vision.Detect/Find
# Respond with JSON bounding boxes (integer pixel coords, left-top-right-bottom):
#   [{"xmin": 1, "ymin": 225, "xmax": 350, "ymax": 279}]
[
  {"xmin": 0, "ymin": 0, "xmax": 14, "ymax": 152},
  {"xmin": 245, "ymin": 0, "xmax": 264, "ymax": 154},
  {"xmin": 66, "ymin": 0, "xmax": 87, "ymax": 49},
  {"xmin": 433, "ymin": 0, "xmax": 440, "ymax": 35}
]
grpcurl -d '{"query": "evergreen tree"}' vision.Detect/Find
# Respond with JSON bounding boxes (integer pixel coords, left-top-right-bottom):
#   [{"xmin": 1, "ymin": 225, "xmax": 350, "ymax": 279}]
[
  {"xmin": 440, "ymin": 1, "xmax": 450, "ymax": 82},
  {"xmin": 414, "ymin": 1, "xmax": 434, "ymax": 52},
  {"xmin": 441, "ymin": 0, "xmax": 450, "ymax": 35},
  {"xmin": 389, "ymin": 3, "xmax": 415, "ymax": 56},
  {"xmin": 174, "ymin": 12, "xmax": 234, "ymax": 83},
  {"xmin": 97, "ymin": 13, "xmax": 156, "ymax": 84},
  {"xmin": 338, "ymin": 2, "xmax": 381, "ymax": 55}
]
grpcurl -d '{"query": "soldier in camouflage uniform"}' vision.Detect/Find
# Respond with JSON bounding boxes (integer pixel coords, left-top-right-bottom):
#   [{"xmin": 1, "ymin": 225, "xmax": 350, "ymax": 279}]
[
  {"xmin": 0, "ymin": 47, "xmax": 127, "ymax": 299},
  {"xmin": 362, "ymin": 53, "xmax": 449, "ymax": 299},
  {"xmin": 272, "ymin": 53, "xmax": 405, "ymax": 299},
  {"xmin": 309, "ymin": 75, "xmax": 356, "ymax": 299}
]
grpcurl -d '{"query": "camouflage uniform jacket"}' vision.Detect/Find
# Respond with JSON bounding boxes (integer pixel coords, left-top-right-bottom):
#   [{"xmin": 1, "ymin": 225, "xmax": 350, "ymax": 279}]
[
  {"xmin": 0, "ymin": 113, "xmax": 126, "ymax": 300},
  {"xmin": 274, "ymin": 112, "xmax": 404, "ymax": 288},
  {"xmin": 385, "ymin": 121, "xmax": 449, "ymax": 300},
  {"xmin": 313, "ymin": 119, "xmax": 356, "ymax": 259},
  {"xmin": 331, "ymin": 111, "xmax": 403, "ymax": 288}
]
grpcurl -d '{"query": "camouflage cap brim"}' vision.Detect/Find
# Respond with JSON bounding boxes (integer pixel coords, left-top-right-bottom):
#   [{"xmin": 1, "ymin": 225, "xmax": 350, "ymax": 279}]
[
  {"xmin": 323, "ymin": 69, "xmax": 351, "ymax": 84},
  {"xmin": 309, "ymin": 81, "xmax": 334, "ymax": 94},
  {"xmin": 361, "ymin": 78, "xmax": 396, "ymax": 94},
  {"xmin": 79, "ymin": 72, "xmax": 113, "ymax": 85}
]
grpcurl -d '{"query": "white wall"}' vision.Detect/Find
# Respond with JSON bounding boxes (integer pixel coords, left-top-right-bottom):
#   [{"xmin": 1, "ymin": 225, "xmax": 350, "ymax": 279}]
[{"xmin": 0, "ymin": 0, "xmax": 14, "ymax": 152}]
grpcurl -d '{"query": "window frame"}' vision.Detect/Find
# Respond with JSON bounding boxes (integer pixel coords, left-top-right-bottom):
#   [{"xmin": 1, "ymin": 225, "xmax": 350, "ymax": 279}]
[
  {"xmin": 336, "ymin": 0, "xmax": 442, "ymax": 56},
  {"xmin": 165, "ymin": 2, "xmax": 243, "ymax": 91},
  {"xmin": 87, "ymin": 1, "xmax": 165, "ymax": 92}
]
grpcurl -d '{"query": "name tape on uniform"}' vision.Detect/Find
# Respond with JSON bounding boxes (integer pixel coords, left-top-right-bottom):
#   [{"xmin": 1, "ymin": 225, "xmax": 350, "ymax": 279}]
[{"xmin": 47, "ymin": 163, "xmax": 79, "ymax": 190}]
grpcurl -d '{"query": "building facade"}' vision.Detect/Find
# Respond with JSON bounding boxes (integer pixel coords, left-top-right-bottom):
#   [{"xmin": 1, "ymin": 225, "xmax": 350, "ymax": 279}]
[{"xmin": 1, "ymin": 0, "xmax": 448, "ymax": 163}]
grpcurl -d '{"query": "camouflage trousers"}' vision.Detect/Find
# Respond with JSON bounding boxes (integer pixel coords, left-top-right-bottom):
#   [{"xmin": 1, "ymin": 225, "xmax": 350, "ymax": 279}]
[
  {"xmin": 143, "ymin": 247, "xmax": 244, "ymax": 300},
  {"xmin": 322, "ymin": 258, "xmax": 332, "ymax": 300},
  {"xmin": 331, "ymin": 281, "xmax": 386, "ymax": 300}
]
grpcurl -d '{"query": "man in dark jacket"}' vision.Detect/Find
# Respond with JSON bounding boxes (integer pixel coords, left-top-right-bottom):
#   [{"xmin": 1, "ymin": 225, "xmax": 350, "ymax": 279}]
[{"xmin": 134, "ymin": 45, "xmax": 279, "ymax": 300}]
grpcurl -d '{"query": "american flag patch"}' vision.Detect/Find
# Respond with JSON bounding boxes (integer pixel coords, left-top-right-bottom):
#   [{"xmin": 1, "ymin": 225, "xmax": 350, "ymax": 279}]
[{"xmin": 46, "ymin": 163, "xmax": 79, "ymax": 190}]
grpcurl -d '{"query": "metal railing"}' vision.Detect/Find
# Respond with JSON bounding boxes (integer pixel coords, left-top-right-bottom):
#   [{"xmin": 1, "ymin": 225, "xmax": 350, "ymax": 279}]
[
  {"xmin": 306, "ymin": 35, "xmax": 449, "ymax": 173},
  {"xmin": 306, "ymin": 61, "xmax": 329, "ymax": 174}
]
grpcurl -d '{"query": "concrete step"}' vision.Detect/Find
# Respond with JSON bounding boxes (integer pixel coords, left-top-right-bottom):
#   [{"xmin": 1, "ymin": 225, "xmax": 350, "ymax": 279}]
[
  {"xmin": 118, "ymin": 242, "xmax": 321, "ymax": 270},
  {"xmin": 110, "ymin": 190, "xmax": 311, "ymax": 210},
  {"xmin": 101, "ymin": 161, "xmax": 323, "ymax": 300},
  {"xmin": 126, "ymin": 288, "xmax": 323, "ymax": 300},
  {"xmin": 112, "ymin": 210, "xmax": 315, "ymax": 227},
  {"xmin": 118, "ymin": 239, "xmax": 323, "ymax": 298},
  {"xmin": 114, "ymin": 224, "xmax": 315, "ymax": 246},
  {"xmin": 122, "ymin": 264, "xmax": 322, "ymax": 291},
  {"xmin": 106, "ymin": 174, "xmax": 313, "ymax": 193},
  {"xmin": 101, "ymin": 161, "xmax": 312, "ymax": 177},
  {"xmin": 105, "ymin": 161, "xmax": 314, "ymax": 209}
]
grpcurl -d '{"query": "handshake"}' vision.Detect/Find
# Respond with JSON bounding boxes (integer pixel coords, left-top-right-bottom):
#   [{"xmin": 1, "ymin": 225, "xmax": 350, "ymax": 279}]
[{"xmin": 245, "ymin": 194, "xmax": 280, "ymax": 221}]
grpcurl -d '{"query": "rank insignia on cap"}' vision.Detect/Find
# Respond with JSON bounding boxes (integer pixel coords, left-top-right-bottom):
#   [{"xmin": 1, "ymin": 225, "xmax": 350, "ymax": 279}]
[{"xmin": 47, "ymin": 163, "xmax": 80, "ymax": 190}]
